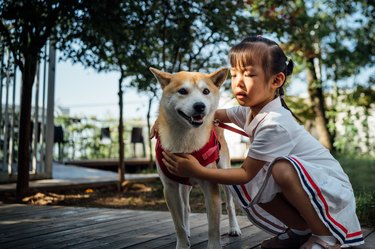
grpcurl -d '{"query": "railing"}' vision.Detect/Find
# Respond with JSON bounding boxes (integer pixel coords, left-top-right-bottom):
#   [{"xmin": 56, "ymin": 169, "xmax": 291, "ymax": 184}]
[{"xmin": 0, "ymin": 42, "xmax": 56, "ymax": 183}]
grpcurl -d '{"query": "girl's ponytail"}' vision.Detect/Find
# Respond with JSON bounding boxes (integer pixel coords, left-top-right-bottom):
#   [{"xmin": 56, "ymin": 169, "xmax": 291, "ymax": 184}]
[
  {"xmin": 285, "ymin": 59, "xmax": 294, "ymax": 76},
  {"xmin": 279, "ymin": 59, "xmax": 301, "ymax": 122}
]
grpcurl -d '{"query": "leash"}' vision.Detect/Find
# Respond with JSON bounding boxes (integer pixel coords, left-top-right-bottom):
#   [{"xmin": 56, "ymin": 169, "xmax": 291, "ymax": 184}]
[{"xmin": 214, "ymin": 119, "xmax": 249, "ymax": 137}]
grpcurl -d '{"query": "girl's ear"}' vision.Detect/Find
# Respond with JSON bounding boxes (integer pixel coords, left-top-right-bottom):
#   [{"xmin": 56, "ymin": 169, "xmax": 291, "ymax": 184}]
[
  {"xmin": 209, "ymin": 68, "xmax": 229, "ymax": 88},
  {"xmin": 149, "ymin": 67, "xmax": 172, "ymax": 89},
  {"xmin": 272, "ymin": 72, "xmax": 286, "ymax": 88}
]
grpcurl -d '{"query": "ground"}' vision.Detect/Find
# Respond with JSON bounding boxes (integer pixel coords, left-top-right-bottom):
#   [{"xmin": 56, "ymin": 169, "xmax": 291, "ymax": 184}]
[{"xmin": 0, "ymin": 179, "xmax": 238, "ymax": 214}]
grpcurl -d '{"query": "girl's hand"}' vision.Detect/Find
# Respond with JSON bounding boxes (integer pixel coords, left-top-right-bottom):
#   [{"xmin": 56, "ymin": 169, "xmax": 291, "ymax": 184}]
[
  {"xmin": 162, "ymin": 151, "xmax": 202, "ymax": 178},
  {"xmin": 149, "ymin": 119, "xmax": 159, "ymax": 139}
]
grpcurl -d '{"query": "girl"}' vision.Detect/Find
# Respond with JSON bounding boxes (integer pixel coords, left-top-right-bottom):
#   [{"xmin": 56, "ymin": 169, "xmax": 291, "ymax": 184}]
[{"xmin": 159, "ymin": 36, "xmax": 364, "ymax": 249}]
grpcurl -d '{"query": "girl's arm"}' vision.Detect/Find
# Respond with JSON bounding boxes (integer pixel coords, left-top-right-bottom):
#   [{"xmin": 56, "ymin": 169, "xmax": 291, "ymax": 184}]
[
  {"xmin": 162, "ymin": 151, "xmax": 265, "ymax": 185},
  {"xmin": 215, "ymin": 109, "xmax": 231, "ymax": 123}
]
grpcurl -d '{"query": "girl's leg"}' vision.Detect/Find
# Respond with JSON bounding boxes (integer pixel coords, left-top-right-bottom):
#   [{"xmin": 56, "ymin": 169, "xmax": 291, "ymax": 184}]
[
  {"xmin": 271, "ymin": 159, "xmax": 331, "ymax": 236},
  {"xmin": 259, "ymin": 193, "xmax": 311, "ymax": 249},
  {"xmin": 259, "ymin": 193, "xmax": 308, "ymax": 230}
]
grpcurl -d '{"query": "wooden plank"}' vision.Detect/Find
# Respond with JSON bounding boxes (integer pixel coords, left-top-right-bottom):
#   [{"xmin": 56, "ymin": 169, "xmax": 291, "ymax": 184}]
[
  {"xmin": 0, "ymin": 204, "xmax": 373, "ymax": 249},
  {"xmin": 0, "ymin": 208, "xmax": 143, "ymax": 244},
  {"xmin": 84, "ymin": 213, "xmax": 208, "ymax": 249},
  {"xmin": 352, "ymin": 228, "xmax": 375, "ymax": 249},
  {"xmin": 6, "ymin": 210, "xmax": 170, "ymax": 249},
  {"xmin": 192, "ymin": 216, "xmax": 253, "ymax": 249},
  {"xmin": 129, "ymin": 215, "xmax": 251, "ymax": 249},
  {"xmin": 223, "ymin": 225, "xmax": 270, "ymax": 249},
  {"xmin": 0, "ymin": 204, "xmax": 59, "ymax": 217},
  {"xmin": 97, "ymin": 213, "xmax": 222, "ymax": 249},
  {"xmin": 52, "ymin": 211, "xmax": 176, "ymax": 249}
]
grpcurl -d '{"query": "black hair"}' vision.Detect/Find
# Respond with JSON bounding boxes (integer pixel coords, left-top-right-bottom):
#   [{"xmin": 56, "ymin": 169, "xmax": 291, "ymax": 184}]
[{"xmin": 229, "ymin": 35, "xmax": 300, "ymax": 122}]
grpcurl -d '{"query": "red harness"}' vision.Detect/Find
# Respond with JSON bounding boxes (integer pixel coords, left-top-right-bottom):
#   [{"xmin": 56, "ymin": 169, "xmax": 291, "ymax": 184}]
[{"xmin": 156, "ymin": 129, "xmax": 220, "ymax": 185}]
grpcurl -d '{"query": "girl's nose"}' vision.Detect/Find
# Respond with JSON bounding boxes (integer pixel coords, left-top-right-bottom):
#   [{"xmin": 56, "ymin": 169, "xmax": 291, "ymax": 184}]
[{"xmin": 235, "ymin": 76, "xmax": 245, "ymax": 88}]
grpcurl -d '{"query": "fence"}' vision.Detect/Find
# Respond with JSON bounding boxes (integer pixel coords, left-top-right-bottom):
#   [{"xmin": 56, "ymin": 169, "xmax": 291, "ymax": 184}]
[{"xmin": 0, "ymin": 42, "xmax": 56, "ymax": 183}]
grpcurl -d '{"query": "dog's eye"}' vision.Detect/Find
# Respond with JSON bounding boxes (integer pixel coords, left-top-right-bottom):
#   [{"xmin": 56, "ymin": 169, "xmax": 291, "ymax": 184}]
[
  {"xmin": 203, "ymin": 88, "xmax": 210, "ymax": 95},
  {"xmin": 178, "ymin": 88, "xmax": 188, "ymax": 95}
]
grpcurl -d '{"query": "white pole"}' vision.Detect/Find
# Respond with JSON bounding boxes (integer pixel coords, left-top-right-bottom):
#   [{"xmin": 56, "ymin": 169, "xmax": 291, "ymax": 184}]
[
  {"xmin": 39, "ymin": 44, "xmax": 48, "ymax": 173},
  {"xmin": 32, "ymin": 62, "xmax": 40, "ymax": 173},
  {"xmin": 45, "ymin": 41, "xmax": 56, "ymax": 178},
  {"xmin": 8, "ymin": 63, "xmax": 17, "ymax": 174},
  {"xmin": 3, "ymin": 49, "xmax": 10, "ymax": 172}
]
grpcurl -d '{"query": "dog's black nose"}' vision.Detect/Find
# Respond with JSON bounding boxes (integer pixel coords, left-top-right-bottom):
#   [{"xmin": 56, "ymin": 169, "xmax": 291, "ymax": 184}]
[{"xmin": 193, "ymin": 102, "xmax": 206, "ymax": 113}]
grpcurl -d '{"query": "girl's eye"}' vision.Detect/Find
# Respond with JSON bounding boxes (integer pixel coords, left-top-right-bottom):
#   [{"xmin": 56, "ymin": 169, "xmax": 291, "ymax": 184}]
[
  {"xmin": 203, "ymin": 88, "xmax": 210, "ymax": 95},
  {"xmin": 244, "ymin": 73, "xmax": 255, "ymax": 77},
  {"xmin": 178, "ymin": 88, "xmax": 188, "ymax": 95}
]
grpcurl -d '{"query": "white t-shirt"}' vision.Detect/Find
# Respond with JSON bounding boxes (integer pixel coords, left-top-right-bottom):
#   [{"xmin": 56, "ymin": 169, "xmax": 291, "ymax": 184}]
[{"xmin": 227, "ymin": 97, "xmax": 332, "ymax": 164}]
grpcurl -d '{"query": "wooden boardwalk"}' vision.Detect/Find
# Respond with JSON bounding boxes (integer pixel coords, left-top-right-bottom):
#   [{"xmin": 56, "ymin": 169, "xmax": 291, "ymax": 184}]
[{"xmin": 0, "ymin": 204, "xmax": 374, "ymax": 249}]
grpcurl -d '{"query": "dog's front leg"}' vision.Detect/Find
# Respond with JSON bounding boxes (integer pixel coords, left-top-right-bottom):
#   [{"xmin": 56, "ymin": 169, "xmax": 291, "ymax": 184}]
[
  {"xmin": 216, "ymin": 128, "xmax": 242, "ymax": 236},
  {"xmin": 198, "ymin": 180, "xmax": 222, "ymax": 249},
  {"xmin": 162, "ymin": 178, "xmax": 192, "ymax": 249},
  {"xmin": 222, "ymin": 185, "xmax": 242, "ymax": 236}
]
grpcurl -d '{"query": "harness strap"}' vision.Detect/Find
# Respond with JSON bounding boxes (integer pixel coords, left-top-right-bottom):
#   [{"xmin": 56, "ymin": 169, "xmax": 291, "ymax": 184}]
[
  {"xmin": 215, "ymin": 120, "xmax": 249, "ymax": 137},
  {"xmin": 156, "ymin": 128, "xmax": 220, "ymax": 185}
]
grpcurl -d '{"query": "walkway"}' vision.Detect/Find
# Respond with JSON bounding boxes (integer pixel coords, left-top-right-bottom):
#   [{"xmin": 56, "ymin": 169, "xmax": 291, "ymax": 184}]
[
  {"xmin": 0, "ymin": 204, "xmax": 374, "ymax": 249},
  {"xmin": 0, "ymin": 163, "xmax": 158, "ymax": 192}
]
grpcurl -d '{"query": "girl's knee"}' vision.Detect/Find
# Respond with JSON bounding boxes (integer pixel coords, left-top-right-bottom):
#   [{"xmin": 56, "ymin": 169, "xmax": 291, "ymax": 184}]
[{"xmin": 271, "ymin": 159, "xmax": 298, "ymax": 186}]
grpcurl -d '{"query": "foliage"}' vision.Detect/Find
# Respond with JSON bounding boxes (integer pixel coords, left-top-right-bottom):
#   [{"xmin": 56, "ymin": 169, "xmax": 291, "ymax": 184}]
[
  {"xmin": 0, "ymin": 0, "xmax": 83, "ymax": 70},
  {"xmin": 330, "ymin": 84, "xmax": 375, "ymax": 156},
  {"xmin": 57, "ymin": 0, "xmax": 253, "ymax": 174},
  {"xmin": 244, "ymin": 0, "xmax": 374, "ymax": 150},
  {"xmin": 0, "ymin": 0, "xmax": 86, "ymax": 197},
  {"xmin": 244, "ymin": 1, "xmax": 374, "ymax": 73},
  {"xmin": 338, "ymin": 154, "xmax": 375, "ymax": 193},
  {"xmin": 356, "ymin": 191, "xmax": 375, "ymax": 226},
  {"xmin": 54, "ymin": 115, "xmax": 151, "ymax": 160},
  {"xmin": 338, "ymin": 154, "xmax": 375, "ymax": 226},
  {"xmin": 58, "ymin": 0, "xmax": 250, "ymax": 91},
  {"xmin": 54, "ymin": 115, "xmax": 126, "ymax": 160}
]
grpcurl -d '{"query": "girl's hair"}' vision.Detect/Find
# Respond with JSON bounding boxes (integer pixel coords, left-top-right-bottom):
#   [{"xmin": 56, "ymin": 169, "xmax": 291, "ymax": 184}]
[{"xmin": 229, "ymin": 35, "xmax": 300, "ymax": 122}]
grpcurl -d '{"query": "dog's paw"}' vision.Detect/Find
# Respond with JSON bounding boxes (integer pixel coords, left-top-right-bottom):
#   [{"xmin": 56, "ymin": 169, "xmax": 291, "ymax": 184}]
[
  {"xmin": 228, "ymin": 226, "xmax": 242, "ymax": 237},
  {"xmin": 176, "ymin": 240, "xmax": 190, "ymax": 249}
]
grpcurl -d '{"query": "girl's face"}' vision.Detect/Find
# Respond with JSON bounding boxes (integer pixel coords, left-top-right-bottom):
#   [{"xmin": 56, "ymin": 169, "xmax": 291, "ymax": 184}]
[{"xmin": 230, "ymin": 63, "xmax": 276, "ymax": 111}]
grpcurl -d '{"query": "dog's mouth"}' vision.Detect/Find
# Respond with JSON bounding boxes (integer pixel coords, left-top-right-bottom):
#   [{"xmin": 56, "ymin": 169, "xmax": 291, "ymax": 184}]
[{"xmin": 177, "ymin": 110, "xmax": 204, "ymax": 127}]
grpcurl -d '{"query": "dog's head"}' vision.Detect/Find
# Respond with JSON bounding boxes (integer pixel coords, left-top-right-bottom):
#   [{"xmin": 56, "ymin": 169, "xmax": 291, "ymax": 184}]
[{"xmin": 150, "ymin": 67, "xmax": 228, "ymax": 128}]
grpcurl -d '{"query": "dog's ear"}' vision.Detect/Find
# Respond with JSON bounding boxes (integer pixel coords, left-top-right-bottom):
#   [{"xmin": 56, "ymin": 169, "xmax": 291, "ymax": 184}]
[
  {"xmin": 209, "ymin": 68, "xmax": 228, "ymax": 88},
  {"xmin": 149, "ymin": 67, "xmax": 172, "ymax": 89}
]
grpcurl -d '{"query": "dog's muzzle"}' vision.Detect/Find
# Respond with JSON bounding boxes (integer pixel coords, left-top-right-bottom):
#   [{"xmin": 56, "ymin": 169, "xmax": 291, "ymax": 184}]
[{"xmin": 177, "ymin": 110, "xmax": 205, "ymax": 127}]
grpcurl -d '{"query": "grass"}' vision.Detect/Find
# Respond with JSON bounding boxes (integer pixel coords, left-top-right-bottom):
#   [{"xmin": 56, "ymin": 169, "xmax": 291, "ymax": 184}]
[{"xmin": 336, "ymin": 154, "xmax": 375, "ymax": 226}]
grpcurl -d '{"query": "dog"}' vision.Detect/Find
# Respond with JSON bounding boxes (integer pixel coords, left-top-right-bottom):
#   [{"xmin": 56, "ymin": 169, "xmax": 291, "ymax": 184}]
[{"xmin": 150, "ymin": 67, "xmax": 241, "ymax": 249}]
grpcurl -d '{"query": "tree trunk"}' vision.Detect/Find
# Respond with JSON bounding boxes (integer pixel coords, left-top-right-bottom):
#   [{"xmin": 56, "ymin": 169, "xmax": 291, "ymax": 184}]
[
  {"xmin": 306, "ymin": 58, "xmax": 333, "ymax": 150},
  {"xmin": 16, "ymin": 55, "xmax": 37, "ymax": 199},
  {"xmin": 117, "ymin": 78, "xmax": 125, "ymax": 190}
]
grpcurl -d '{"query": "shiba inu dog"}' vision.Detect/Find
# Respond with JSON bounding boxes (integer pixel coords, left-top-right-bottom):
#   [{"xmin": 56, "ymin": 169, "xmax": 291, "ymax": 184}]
[{"xmin": 150, "ymin": 67, "xmax": 241, "ymax": 249}]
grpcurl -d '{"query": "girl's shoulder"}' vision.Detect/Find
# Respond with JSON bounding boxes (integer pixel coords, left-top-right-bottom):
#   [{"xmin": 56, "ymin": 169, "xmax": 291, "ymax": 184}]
[{"xmin": 261, "ymin": 107, "xmax": 301, "ymax": 131}]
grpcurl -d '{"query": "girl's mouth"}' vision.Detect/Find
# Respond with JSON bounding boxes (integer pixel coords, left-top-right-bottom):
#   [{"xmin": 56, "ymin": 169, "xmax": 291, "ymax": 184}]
[{"xmin": 235, "ymin": 92, "xmax": 247, "ymax": 99}]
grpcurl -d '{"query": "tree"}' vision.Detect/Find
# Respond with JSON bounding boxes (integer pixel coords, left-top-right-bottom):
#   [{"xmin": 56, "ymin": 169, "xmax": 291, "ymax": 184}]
[
  {"xmin": 58, "ymin": 0, "xmax": 250, "ymax": 188},
  {"xmin": 57, "ymin": 0, "xmax": 159, "ymax": 189},
  {"xmin": 128, "ymin": 0, "xmax": 251, "ymax": 167},
  {"xmin": 244, "ymin": 0, "xmax": 374, "ymax": 150},
  {"xmin": 0, "ymin": 0, "xmax": 84, "ymax": 198}
]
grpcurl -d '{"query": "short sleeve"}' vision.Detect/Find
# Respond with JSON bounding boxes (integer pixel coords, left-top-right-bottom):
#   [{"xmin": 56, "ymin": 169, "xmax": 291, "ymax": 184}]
[
  {"xmin": 226, "ymin": 106, "xmax": 249, "ymax": 129},
  {"xmin": 248, "ymin": 124, "xmax": 293, "ymax": 162}
]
